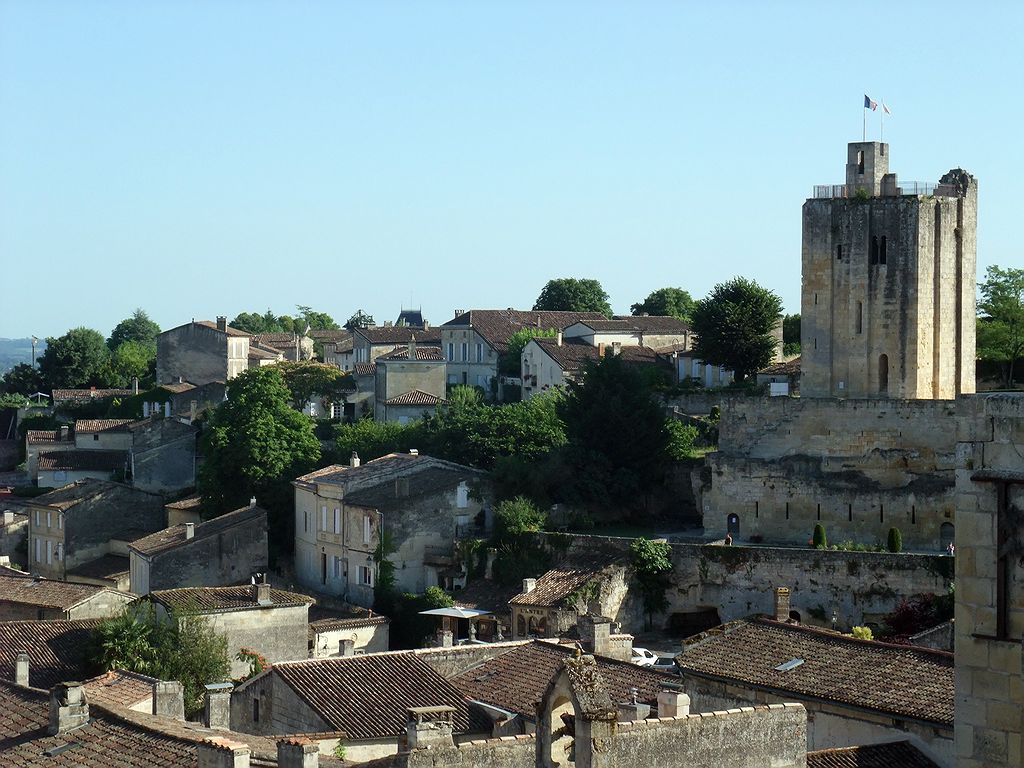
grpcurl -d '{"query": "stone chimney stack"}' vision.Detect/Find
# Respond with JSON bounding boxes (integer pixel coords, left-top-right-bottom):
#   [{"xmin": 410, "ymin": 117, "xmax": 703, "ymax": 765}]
[
  {"xmin": 579, "ymin": 614, "xmax": 612, "ymax": 657},
  {"xmin": 249, "ymin": 496, "xmax": 257, "ymax": 508},
  {"xmin": 277, "ymin": 738, "xmax": 319, "ymax": 768},
  {"xmin": 15, "ymin": 652, "xmax": 29, "ymax": 687},
  {"xmin": 617, "ymin": 688, "xmax": 651, "ymax": 722},
  {"xmin": 522, "ymin": 578, "xmax": 536, "ymax": 594},
  {"xmin": 406, "ymin": 706, "xmax": 456, "ymax": 750},
  {"xmin": 255, "ymin": 574, "xmax": 271, "ymax": 606},
  {"xmin": 152, "ymin": 680, "xmax": 185, "ymax": 720},
  {"xmin": 132, "ymin": 376, "xmax": 140, "ymax": 395},
  {"xmin": 198, "ymin": 737, "xmax": 251, "ymax": 768},
  {"xmin": 216, "ymin": 316, "xmax": 227, "ymax": 332},
  {"xmin": 350, "ymin": 451, "xmax": 360, "ymax": 468},
  {"xmin": 48, "ymin": 682, "xmax": 89, "ymax": 735},
  {"xmin": 204, "ymin": 682, "xmax": 233, "ymax": 729},
  {"xmin": 774, "ymin": 587, "xmax": 792, "ymax": 623},
  {"xmin": 339, "ymin": 638, "xmax": 356, "ymax": 657},
  {"xmin": 185, "ymin": 522, "xmax": 195, "ymax": 540},
  {"xmin": 408, "ymin": 334, "xmax": 417, "ymax": 360},
  {"xmin": 556, "ymin": 330, "xmax": 563, "ymax": 346},
  {"xmin": 59, "ymin": 425, "xmax": 69, "ymax": 441},
  {"xmin": 657, "ymin": 689, "xmax": 690, "ymax": 717}
]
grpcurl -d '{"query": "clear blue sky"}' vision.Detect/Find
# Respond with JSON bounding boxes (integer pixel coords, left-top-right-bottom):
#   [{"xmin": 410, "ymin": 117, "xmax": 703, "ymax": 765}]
[{"xmin": 1, "ymin": 1, "xmax": 1021, "ymax": 339}]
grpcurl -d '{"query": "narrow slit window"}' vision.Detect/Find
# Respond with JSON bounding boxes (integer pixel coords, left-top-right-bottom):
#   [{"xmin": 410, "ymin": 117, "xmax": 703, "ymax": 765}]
[
  {"xmin": 879, "ymin": 236, "xmax": 887, "ymax": 265},
  {"xmin": 848, "ymin": 504, "xmax": 853, "ymax": 522},
  {"xmin": 856, "ymin": 302, "xmax": 863, "ymax": 334},
  {"xmin": 870, "ymin": 236, "xmax": 879, "ymax": 265}
]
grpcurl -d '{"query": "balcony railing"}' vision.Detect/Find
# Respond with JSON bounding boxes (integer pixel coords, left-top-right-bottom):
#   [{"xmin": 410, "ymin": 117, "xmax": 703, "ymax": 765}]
[{"xmin": 812, "ymin": 182, "xmax": 957, "ymax": 199}]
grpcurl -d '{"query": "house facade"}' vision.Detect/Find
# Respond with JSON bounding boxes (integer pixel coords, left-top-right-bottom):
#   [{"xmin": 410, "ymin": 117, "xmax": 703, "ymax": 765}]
[
  {"xmin": 520, "ymin": 335, "xmax": 665, "ymax": 400},
  {"xmin": 0, "ymin": 573, "xmax": 135, "ymax": 620},
  {"xmin": 373, "ymin": 341, "xmax": 447, "ymax": 423},
  {"xmin": 156, "ymin": 317, "xmax": 251, "ymax": 385},
  {"xmin": 352, "ymin": 325, "xmax": 442, "ymax": 365},
  {"xmin": 293, "ymin": 453, "xmax": 489, "ymax": 608}
]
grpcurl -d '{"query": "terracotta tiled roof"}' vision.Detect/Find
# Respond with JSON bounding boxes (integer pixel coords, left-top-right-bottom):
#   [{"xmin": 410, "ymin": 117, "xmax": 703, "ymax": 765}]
[
  {"xmin": 74, "ymin": 419, "xmax": 134, "ymax": 433},
  {"xmin": 676, "ymin": 617, "xmax": 954, "ymax": 726},
  {"xmin": 0, "ymin": 574, "xmax": 126, "ymax": 611},
  {"xmin": 83, "ymin": 669, "xmax": 158, "ymax": 709},
  {"xmin": 533, "ymin": 337, "xmax": 662, "ymax": 374},
  {"xmin": 158, "ymin": 381, "xmax": 197, "ymax": 394},
  {"xmin": 25, "ymin": 479, "xmax": 119, "ymax": 511},
  {"xmin": 265, "ymin": 653, "xmax": 486, "ymax": 739},
  {"xmin": 356, "ymin": 327, "xmax": 442, "ymax": 345},
  {"xmin": 340, "ymin": 463, "xmax": 486, "ymax": 511},
  {"xmin": 309, "ymin": 329, "xmax": 352, "ymax": 343},
  {"xmin": 310, "ymin": 615, "xmax": 390, "ymax": 636},
  {"xmin": 759, "ymin": 356, "xmax": 801, "ymax": 376},
  {"xmin": 452, "ymin": 640, "xmax": 675, "ymax": 718},
  {"xmin": 150, "ymin": 585, "xmax": 314, "ymax": 614},
  {"xmin": 51, "ymin": 388, "xmax": 133, "ymax": 401},
  {"xmin": 66, "ymin": 554, "xmax": 130, "ymax": 582},
  {"xmin": 377, "ymin": 345, "xmax": 445, "ymax": 362},
  {"xmin": 25, "ymin": 429, "xmax": 73, "ymax": 445},
  {"xmin": 295, "ymin": 452, "xmax": 444, "ymax": 487},
  {"xmin": 248, "ymin": 346, "xmax": 281, "ymax": 360},
  {"xmin": 193, "ymin": 319, "xmax": 250, "ymax": 337},
  {"xmin": 615, "ymin": 315, "xmax": 691, "ymax": 334},
  {"xmin": 442, "ymin": 310, "xmax": 607, "ymax": 354},
  {"xmin": 353, "ymin": 362, "xmax": 376, "ymax": 376},
  {"xmin": 250, "ymin": 332, "xmax": 297, "ymax": 345},
  {"xmin": 129, "ymin": 503, "xmax": 266, "ymax": 556},
  {"xmin": 383, "ymin": 390, "xmax": 446, "ymax": 407},
  {"xmin": 0, "ymin": 618, "xmax": 102, "ymax": 689},
  {"xmin": 37, "ymin": 450, "xmax": 128, "ymax": 472},
  {"xmin": 165, "ymin": 494, "xmax": 202, "ymax": 511},
  {"xmin": 807, "ymin": 741, "xmax": 940, "ymax": 768},
  {"xmin": 452, "ymin": 579, "xmax": 521, "ymax": 614},
  {"xmin": 509, "ymin": 556, "xmax": 618, "ymax": 608}
]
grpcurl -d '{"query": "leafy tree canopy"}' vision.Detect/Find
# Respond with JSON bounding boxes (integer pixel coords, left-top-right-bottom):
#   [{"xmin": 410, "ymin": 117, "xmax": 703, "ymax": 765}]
[
  {"xmin": 108, "ymin": 309, "xmax": 160, "ymax": 350},
  {"xmin": 499, "ymin": 327, "xmax": 559, "ymax": 375},
  {"xmin": 1, "ymin": 363, "xmax": 43, "ymax": 396},
  {"xmin": 782, "ymin": 313, "xmax": 801, "ymax": 356},
  {"xmin": 630, "ymin": 287, "xmax": 695, "ymax": 322},
  {"xmin": 344, "ymin": 310, "xmax": 375, "ymax": 331},
  {"xmin": 38, "ymin": 327, "xmax": 114, "ymax": 391},
  {"xmin": 333, "ymin": 418, "xmax": 426, "ymax": 464},
  {"xmin": 231, "ymin": 306, "xmax": 338, "ymax": 335},
  {"xmin": 110, "ymin": 340, "xmax": 157, "ymax": 389},
  {"xmin": 278, "ymin": 361, "xmax": 352, "ymax": 407},
  {"xmin": 977, "ymin": 265, "xmax": 1024, "ymax": 387},
  {"xmin": 533, "ymin": 278, "xmax": 613, "ymax": 318},
  {"xmin": 690, "ymin": 277, "xmax": 783, "ymax": 382}
]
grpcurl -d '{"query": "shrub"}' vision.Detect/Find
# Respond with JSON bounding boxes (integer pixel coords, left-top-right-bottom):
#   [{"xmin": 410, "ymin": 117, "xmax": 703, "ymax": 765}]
[
  {"xmin": 887, "ymin": 527, "xmax": 903, "ymax": 553},
  {"xmin": 812, "ymin": 523, "xmax": 827, "ymax": 549},
  {"xmin": 851, "ymin": 626, "xmax": 874, "ymax": 641}
]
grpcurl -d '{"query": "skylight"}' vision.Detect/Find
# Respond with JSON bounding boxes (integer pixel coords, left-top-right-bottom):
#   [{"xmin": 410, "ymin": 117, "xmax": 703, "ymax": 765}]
[{"xmin": 774, "ymin": 658, "xmax": 805, "ymax": 672}]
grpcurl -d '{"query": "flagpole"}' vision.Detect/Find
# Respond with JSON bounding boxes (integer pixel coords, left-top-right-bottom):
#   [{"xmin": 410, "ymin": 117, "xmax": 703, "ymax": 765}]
[
  {"xmin": 863, "ymin": 107, "xmax": 866, "ymax": 142},
  {"xmin": 880, "ymin": 97, "xmax": 884, "ymax": 143}
]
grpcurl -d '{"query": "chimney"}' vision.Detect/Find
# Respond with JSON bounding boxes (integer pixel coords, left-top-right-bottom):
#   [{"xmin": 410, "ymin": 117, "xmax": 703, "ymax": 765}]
[
  {"xmin": 406, "ymin": 706, "xmax": 456, "ymax": 750},
  {"xmin": 598, "ymin": 342, "xmax": 606, "ymax": 357},
  {"xmin": 423, "ymin": 320, "xmax": 430, "ymax": 331},
  {"xmin": 579, "ymin": 614, "xmax": 612, "ymax": 657},
  {"xmin": 611, "ymin": 342, "xmax": 622, "ymax": 356},
  {"xmin": 255, "ymin": 574, "xmax": 271, "ymax": 606},
  {"xmin": 198, "ymin": 737, "xmax": 251, "ymax": 768},
  {"xmin": 59, "ymin": 425, "xmax": 69, "ymax": 441},
  {"xmin": 2, "ymin": 513, "xmax": 11, "ymax": 525},
  {"xmin": 408, "ymin": 448, "xmax": 419, "ymax": 457},
  {"xmin": 153, "ymin": 680, "xmax": 185, "ymax": 720},
  {"xmin": 178, "ymin": 375, "xmax": 184, "ymax": 384},
  {"xmin": 657, "ymin": 689, "xmax": 690, "ymax": 718},
  {"xmin": 14, "ymin": 652, "xmax": 29, "ymax": 686},
  {"xmin": 408, "ymin": 334, "xmax": 417, "ymax": 360},
  {"xmin": 556, "ymin": 330, "xmax": 563, "ymax": 346},
  {"xmin": 204, "ymin": 682, "xmax": 233, "ymax": 729},
  {"xmin": 277, "ymin": 737, "xmax": 319, "ymax": 768},
  {"xmin": 350, "ymin": 451, "xmax": 360, "ymax": 468},
  {"xmin": 339, "ymin": 638, "xmax": 356, "ymax": 657},
  {"xmin": 249, "ymin": 496, "xmax": 257, "ymax": 508},
  {"xmin": 48, "ymin": 682, "xmax": 89, "ymax": 735},
  {"xmin": 617, "ymin": 688, "xmax": 651, "ymax": 722},
  {"xmin": 132, "ymin": 376, "xmax": 139, "ymax": 395},
  {"xmin": 522, "ymin": 578, "xmax": 536, "ymax": 594},
  {"xmin": 184, "ymin": 522, "xmax": 195, "ymax": 540},
  {"xmin": 216, "ymin": 316, "xmax": 227, "ymax": 332},
  {"xmin": 434, "ymin": 629, "xmax": 453, "ymax": 648},
  {"xmin": 163, "ymin": 401, "xmax": 171, "ymax": 418},
  {"xmin": 774, "ymin": 587, "xmax": 792, "ymax": 623}
]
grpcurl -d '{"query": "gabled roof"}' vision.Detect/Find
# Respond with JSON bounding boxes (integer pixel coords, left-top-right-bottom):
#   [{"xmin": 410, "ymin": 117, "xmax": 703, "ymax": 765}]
[
  {"xmin": 296, "ymin": 454, "xmax": 484, "ymax": 500},
  {"xmin": 353, "ymin": 362, "xmax": 376, "ymax": 377},
  {"xmin": 383, "ymin": 390, "xmax": 446, "ymax": 407},
  {"xmin": 355, "ymin": 327, "xmax": 442, "ymax": 346},
  {"xmin": 23, "ymin": 478, "xmax": 120, "ymax": 511},
  {"xmin": 37, "ymin": 450, "xmax": 128, "ymax": 472},
  {"xmin": 807, "ymin": 741, "xmax": 940, "ymax": 768},
  {"xmin": 377, "ymin": 345, "xmax": 445, "ymax": 362},
  {"xmin": 83, "ymin": 669, "xmax": 159, "ymax": 709},
  {"xmin": 759, "ymin": 356, "xmax": 801, "ymax": 376},
  {"xmin": 25, "ymin": 429, "xmax": 73, "ymax": 445},
  {"xmin": 149, "ymin": 585, "xmax": 314, "ymax": 614},
  {"xmin": 676, "ymin": 617, "xmax": 953, "ymax": 727},
  {"xmin": 164, "ymin": 494, "xmax": 202, "ymax": 511},
  {"xmin": 248, "ymin": 346, "xmax": 281, "ymax": 360},
  {"xmin": 451, "ymin": 640, "xmax": 675, "ymax": 719},
  {"xmin": 261, "ymin": 653, "xmax": 486, "ymax": 739},
  {"xmin": 344, "ymin": 465, "xmax": 482, "ymax": 510},
  {"xmin": 616, "ymin": 315, "xmax": 691, "ymax": 334},
  {"xmin": 158, "ymin": 381, "xmax": 197, "ymax": 394},
  {"xmin": 129, "ymin": 503, "xmax": 266, "ymax": 557},
  {"xmin": 310, "ymin": 615, "xmax": 390, "ymax": 639},
  {"xmin": 441, "ymin": 310, "xmax": 607, "ymax": 354},
  {"xmin": 0, "ymin": 618, "xmax": 102, "ymax": 689},
  {"xmin": 531, "ymin": 337, "xmax": 662, "ymax": 374},
  {"xmin": 74, "ymin": 419, "xmax": 134, "ymax": 434},
  {"xmin": 309, "ymin": 329, "xmax": 352, "ymax": 343},
  {"xmin": 193, "ymin": 319, "xmax": 250, "ymax": 337},
  {"xmin": 249, "ymin": 332, "xmax": 298, "ymax": 346},
  {"xmin": 0, "ymin": 574, "xmax": 130, "ymax": 612},
  {"xmin": 452, "ymin": 579, "xmax": 521, "ymax": 614},
  {"xmin": 509, "ymin": 555, "xmax": 620, "ymax": 608},
  {"xmin": 67, "ymin": 554, "xmax": 130, "ymax": 582}
]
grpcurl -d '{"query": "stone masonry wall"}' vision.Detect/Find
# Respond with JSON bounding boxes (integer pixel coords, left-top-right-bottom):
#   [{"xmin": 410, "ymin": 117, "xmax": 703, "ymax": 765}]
[{"xmin": 703, "ymin": 396, "xmax": 957, "ymax": 549}]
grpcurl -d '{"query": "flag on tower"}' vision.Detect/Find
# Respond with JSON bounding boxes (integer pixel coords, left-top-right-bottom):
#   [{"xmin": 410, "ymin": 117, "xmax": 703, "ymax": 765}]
[{"xmin": 864, "ymin": 95, "xmax": 878, "ymax": 111}]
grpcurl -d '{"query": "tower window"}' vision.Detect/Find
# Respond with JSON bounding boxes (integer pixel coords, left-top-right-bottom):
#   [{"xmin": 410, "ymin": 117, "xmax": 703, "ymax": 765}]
[
  {"xmin": 879, "ymin": 236, "xmax": 887, "ymax": 265},
  {"xmin": 857, "ymin": 150, "xmax": 865, "ymax": 174},
  {"xmin": 870, "ymin": 236, "xmax": 879, "ymax": 265},
  {"xmin": 878, "ymin": 353, "xmax": 889, "ymax": 394},
  {"xmin": 836, "ymin": 244, "xmax": 843, "ymax": 261},
  {"xmin": 856, "ymin": 302, "xmax": 863, "ymax": 334}
]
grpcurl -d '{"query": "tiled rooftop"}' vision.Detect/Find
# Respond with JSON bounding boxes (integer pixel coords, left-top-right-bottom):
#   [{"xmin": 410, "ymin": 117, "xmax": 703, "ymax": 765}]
[
  {"xmin": 353, "ymin": 362, "xmax": 377, "ymax": 376},
  {"xmin": 37, "ymin": 450, "xmax": 128, "ymax": 472},
  {"xmin": 355, "ymin": 327, "xmax": 442, "ymax": 345},
  {"xmin": 193, "ymin": 319, "xmax": 250, "ymax": 337},
  {"xmin": 0, "ymin": 574, "xmax": 122, "ymax": 611},
  {"xmin": 0, "ymin": 618, "xmax": 102, "ymax": 689},
  {"xmin": 66, "ymin": 554, "xmax": 130, "ymax": 582},
  {"xmin": 26, "ymin": 479, "xmax": 123, "ymax": 511},
  {"xmin": 25, "ymin": 429, "xmax": 73, "ymax": 445},
  {"xmin": 509, "ymin": 556, "xmax": 618, "ymax": 608},
  {"xmin": 807, "ymin": 741, "xmax": 940, "ymax": 767},
  {"xmin": 83, "ymin": 669, "xmax": 158, "ymax": 709},
  {"xmin": 451, "ymin": 640, "xmax": 676, "ymax": 718},
  {"xmin": 676, "ymin": 617, "xmax": 954, "ymax": 726},
  {"xmin": 441, "ymin": 309, "xmax": 607, "ymax": 353},
  {"xmin": 74, "ymin": 419, "xmax": 134, "ymax": 433},
  {"xmin": 377, "ymin": 345, "xmax": 446, "ymax": 362},
  {"xmin": 129, "ymin": 503, "xmax": 265, "ymax": 556},
  {"xmin": 383, "ymin": 390, "xmax": 446, "ymax": 406},
  {"xmin": 150, "ymin": 585, "xmax": 314, "ymax": 614},
  {"xmin": 51, "ymin": 388, "xmax": 134, "ymax": 401},
  {"xmin": 265, "ymin": 653, "xmax": 486, "ymax": 739},
  {"xmin": 759, "ymin": 356, "xmax": 801, "ymax": 376},
  {"xmin": 533, "ymin": 337, "xmax": 661, "ymax": 374}
]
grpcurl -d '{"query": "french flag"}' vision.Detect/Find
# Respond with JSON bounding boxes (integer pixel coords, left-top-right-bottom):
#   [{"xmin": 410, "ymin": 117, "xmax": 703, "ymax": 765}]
[{"xmin": 864, "ymin": 95, "xmax": 878, "ymax": 111}]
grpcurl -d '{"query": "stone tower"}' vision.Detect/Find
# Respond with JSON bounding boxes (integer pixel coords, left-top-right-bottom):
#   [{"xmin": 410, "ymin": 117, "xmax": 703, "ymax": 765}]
[{"xmin": 800, "ymin": 142, "xmax": 977, "ymax": 399}]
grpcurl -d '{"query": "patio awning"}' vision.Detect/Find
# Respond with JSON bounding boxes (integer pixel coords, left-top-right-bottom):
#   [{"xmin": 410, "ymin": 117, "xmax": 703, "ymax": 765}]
[{"xmin": 419, "ymin": 607, "xmax": 493, "ymax": 619}]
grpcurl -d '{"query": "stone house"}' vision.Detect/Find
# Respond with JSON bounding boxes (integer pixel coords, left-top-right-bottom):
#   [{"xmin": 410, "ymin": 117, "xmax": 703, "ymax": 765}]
[
  {"xmin": 352, "ymin": 325, "xmax": 443, "ymax": 365},
  {"xmin": 164, "ymin": 494, "xmax": 202, "ymax": 526},
  {"xmin": 250, "ymin": 331, "xmax": 315, "ymax": 362},
  {"xmin": 128, "ymin": 502, "xmax": 268, "ymax": 595},
  {"xmin": 0, "ymin": 573, "xmax": 135, "ymax": 620},
  {"xmin": 51, "ymin": 387, "xmax": 134, "ymax": 408},
  {"xmin": 25, "ymin": 425, "xmax": 75, "ymax": 477},
  {"xmin": 670, "ymin": 350, "xmax": 735, "ymax": 389},
  {"xmin": 293, "ymin": 452, "xmax": 490, "ymax": 608},
  {"xmin": 229, "ymin": 651, "xmax": 490, "ymax": 762},
  {"xmin": 675, "ymin": 614, "xmax": 953, "ymax": 766},
  {"xmin": 0, "ymin": 509, "xmax": 28, "ymax": 565},
  {"xmin": 520, "ymin": 335, "xmax": 665, "ymax": 400},
  {"xmin": 373, "ymin": 340, "xmax": 447, "ymax": 423},
  {"xmin": 36, "ymin": 448, "xmax": 129, "ymax": 487},
  {"xmin": 155, "ymin": 379, "xmax": 227, "ymax": 420},
  {"xmin": 156, "ymin": 317, "xmax": 252, "ymax": 385},
  {"xmin": 150, "ymin": 580, "xmax": 314, "ymax": 678},
  {"xmin": 24, "ymin": 479, "xmax": 165, "ymax": 581},
  {"xmin": 440, "ymin": 309, "xmax": 605, "ymax": 396},
  {"xmin": 317, "ymin": 330, "xmax": 354, "ymax": 371},
  {"xmin": 757, "ymin": 356, "xmax": 801, "ymax": 395},
  {"xmin": 309, "ymin": 612, "xmax": 390, "ymax": 658},
  {"xmin": 561, "ymin": 315, "xmax": 691, "ymax": 351},
  {"xmin": 124, "ymin": 416, "xmax": 198, "ymax": 493}
]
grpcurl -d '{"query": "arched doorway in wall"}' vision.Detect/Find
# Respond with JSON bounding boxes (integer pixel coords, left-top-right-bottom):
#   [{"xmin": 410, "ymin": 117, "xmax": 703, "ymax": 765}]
[
  {"xmin": 727, "ymin": 514, "xmax": 740, "ymax": 536},
  {"xmin": 940, "ymin": 522, "xmax": 955, "ymax": 550},
  {"xmin": 878, "ymin": 354, "xmax": 889, "ymax": 394}
]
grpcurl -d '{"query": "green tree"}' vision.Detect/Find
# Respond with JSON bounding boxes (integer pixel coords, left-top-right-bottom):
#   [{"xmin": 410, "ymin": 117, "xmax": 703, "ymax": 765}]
[
  {"xmin": 665, "ymin": 419, "xmax": 699, "ymax": 461},
  {"xmin": 333, "ymin": 418, "xmax": 425, "ymax": 463},
  {"xmin": 690, "ymin": 277, "xmax": 783, "ymax": 382},
  {"xmin": 295, "ymin": 305, "xmax": 340, "ymax": 331},
  {"xmin": 533, "ymin": 278, "xmax": 613, "ymax": 317},
  {"xmin": 630, "ymin": 538, "xmax": 674, "ymax": 630},
  {"xmin": 490, "ymin": 497, "xmax": 551, "ymax": 586},
  {"xmin": 812, "ymin": 523, "xmax": 827, "ymax": 549},
  {"xmin": 977, "ymin": 265, "xmax": 1024, "ymax": 387},
  {"xmin": 199, "ymin": 367, "xmax": 321, "ymax": 558},
  {"xmin": 229, "ymin": 310, "xmax": 282, "ymax": 334},
  {"xmin": 345, "ymin": 310, "xmax": 375, "ymax": 331},
  {"xmin": 278, "ymin": 361, "xmax": 352, "ymax": 408},
  {"xmin": 782, "ymin": 313, "xmax": 801, "ymax": 356},
  {"xmin": 499, "ymin": 327, "xmax": 559, "ymax": 375},
  {"xmin": 1, "ymin": 363, "xmax": 43, "ymax": 396},
  {"xmin": 111, "ymin": 340, "xmax": 157, "ymax": 387},
  {"xmin": 630, "ymin": 287, "xmax": 695, "ymax": 322},
  {"xmin": 387, "ymin": 587, "xmax": 455, "ymax": 650},
  {"xmin": 38, "ymin": 327, "xmax": 114, "ymax": 390},
  {"xmin": 108, "ymin": 309, "xmax": 161, "ymax": 350},
  {"xmin": 887, "ymin": 527, "xmax": 903, "ymax": 553},
  {"xmin": 560, "ymin": 354, "xmax": 669, "ymax": 511}
]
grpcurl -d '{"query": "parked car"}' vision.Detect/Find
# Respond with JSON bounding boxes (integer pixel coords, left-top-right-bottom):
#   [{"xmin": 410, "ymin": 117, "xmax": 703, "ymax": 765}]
[
  {"xmin": 631, "ymin": 647, "xmax": 658, "ymax": 666},
  {"xmin": 651, "ymin": 656, "xmax": 679, "ymax": 674}
]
